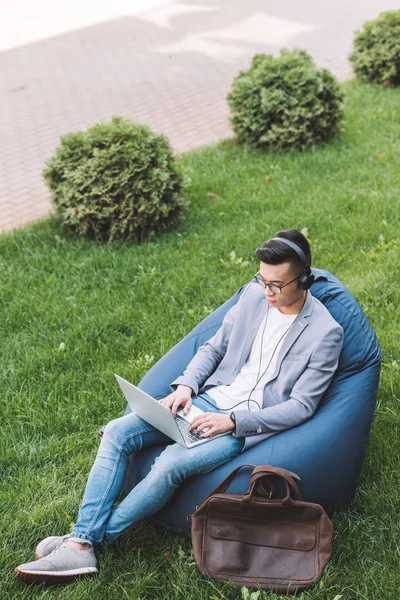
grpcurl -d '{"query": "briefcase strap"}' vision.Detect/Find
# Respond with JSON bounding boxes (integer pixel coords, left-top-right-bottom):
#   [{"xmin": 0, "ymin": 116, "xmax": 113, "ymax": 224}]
[{"xmin": 208, "ymin": 464, "xmax": 257, "ymax": 496}]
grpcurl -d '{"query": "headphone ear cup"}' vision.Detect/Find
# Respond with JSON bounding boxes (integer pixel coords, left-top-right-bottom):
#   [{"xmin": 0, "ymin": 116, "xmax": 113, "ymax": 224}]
[
  {"xmin": 298, "ymin": 270, "xmax": 315, "ymax": 290},
  {"xmin": 297, "ymin": 275, "xmax": 308, "ymax": 290}
]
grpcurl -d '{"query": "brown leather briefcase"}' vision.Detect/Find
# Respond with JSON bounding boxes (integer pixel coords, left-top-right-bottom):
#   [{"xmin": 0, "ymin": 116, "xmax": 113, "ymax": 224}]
[{"xmin": 190, "ymin": 464, "xmax": 333, "ymax": 593}]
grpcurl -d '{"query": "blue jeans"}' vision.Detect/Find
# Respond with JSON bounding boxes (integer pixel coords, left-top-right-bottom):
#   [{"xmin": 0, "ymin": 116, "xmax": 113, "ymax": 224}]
[{"xmin": 69, "ymin": 394, "xmax": 244, "ymax": 545}]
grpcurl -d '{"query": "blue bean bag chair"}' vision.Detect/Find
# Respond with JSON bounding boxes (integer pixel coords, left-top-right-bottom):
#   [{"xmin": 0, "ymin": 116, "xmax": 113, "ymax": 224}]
[{"xmin": 123, "ymin": 269, "xmax": 381, "ymax": 531}]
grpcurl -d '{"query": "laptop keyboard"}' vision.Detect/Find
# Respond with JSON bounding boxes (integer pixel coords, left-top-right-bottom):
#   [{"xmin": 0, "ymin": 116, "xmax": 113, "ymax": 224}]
[{"xmin": 175, "ymin": 415, "xmax": 205, "ymax": 445}]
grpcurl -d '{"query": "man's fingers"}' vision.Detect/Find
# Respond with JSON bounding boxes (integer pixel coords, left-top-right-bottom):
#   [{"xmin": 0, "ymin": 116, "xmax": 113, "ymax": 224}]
[
  {"xmin": 161, "ymin": 395, "xmax": 193, "ymax": 415},
  {"xmin": 190, "ymin": 413, "xmax": 232, "ymax": 437},
  {"xmin": 190, "ymin": 415, "xmax": 208, "ymax": 429},
  {"xmin": 195, "ymin": 419, "xmax": 213, "ymax": 433},
  {"xmin": 160, "ymin": 395, "xmax": 175, "ymax": 408},
  {"xmin": 172, "ymin": 397, "xmax": 185, "ymax": 416},
  {"xmin": 200, "ymin": 424, "xmax": 217, "ymax": 437},
  {"xmin": 202, "ymin": 429, "xmax": 216, "ymax": 438}
]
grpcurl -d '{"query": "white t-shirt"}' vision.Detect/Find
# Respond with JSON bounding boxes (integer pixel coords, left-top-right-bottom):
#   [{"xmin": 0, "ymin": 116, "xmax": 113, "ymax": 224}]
[{"xmin": 207, "ymin": 307, "xmax": 297, "ymax": 412}]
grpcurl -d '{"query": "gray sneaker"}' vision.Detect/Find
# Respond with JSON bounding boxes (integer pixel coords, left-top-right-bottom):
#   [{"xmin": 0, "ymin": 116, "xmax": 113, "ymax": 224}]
[
  {"xmin": 15, "ymin": 542, "xmax": 98, "ymax": 584},
  {"xmin": 35, "ymin": 535, "xmax": 70, "ymax": 560}
]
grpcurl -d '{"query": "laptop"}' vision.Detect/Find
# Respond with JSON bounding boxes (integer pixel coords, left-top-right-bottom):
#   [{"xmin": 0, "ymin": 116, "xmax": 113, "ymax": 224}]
[{"xmin": 115, "ymin": 374, "xmax": 229, "ymax": 448}]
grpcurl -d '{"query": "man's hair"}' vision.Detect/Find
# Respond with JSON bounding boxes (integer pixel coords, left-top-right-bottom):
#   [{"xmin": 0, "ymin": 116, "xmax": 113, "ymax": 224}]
[{"xmin": 255, "ymin": 229, "xmax": 311, "ymax": 273}]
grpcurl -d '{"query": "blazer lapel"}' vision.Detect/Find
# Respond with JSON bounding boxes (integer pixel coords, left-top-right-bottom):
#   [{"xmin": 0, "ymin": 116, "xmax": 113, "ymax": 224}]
[{"xmin": 268, "ymin": 291, "xmax": 314, "ymax": 381}]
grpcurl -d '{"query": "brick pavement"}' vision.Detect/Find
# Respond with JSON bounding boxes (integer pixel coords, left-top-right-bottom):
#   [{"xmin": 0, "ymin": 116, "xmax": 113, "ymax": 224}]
[{"xmin": 1, "ymin": 0, "xmax": 399, "ymax": 232}]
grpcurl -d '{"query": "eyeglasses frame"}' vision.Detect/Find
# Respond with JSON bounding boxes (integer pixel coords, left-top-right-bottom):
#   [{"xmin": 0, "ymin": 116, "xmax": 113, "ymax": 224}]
[{"xmin": 254, "ymin": 272, "xmax": 302, "ymax": 295}]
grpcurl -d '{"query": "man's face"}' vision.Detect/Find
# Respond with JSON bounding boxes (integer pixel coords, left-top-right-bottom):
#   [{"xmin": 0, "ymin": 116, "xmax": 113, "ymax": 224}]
[{"xmin": 257, "ymin": 261, "xmax": 305, "ymax": 313}]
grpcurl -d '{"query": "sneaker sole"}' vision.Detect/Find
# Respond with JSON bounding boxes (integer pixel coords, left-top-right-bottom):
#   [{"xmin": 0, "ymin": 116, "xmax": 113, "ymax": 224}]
[{"xmin": 14, "ymin": 566, "xmax": 98, "ymax": 584}]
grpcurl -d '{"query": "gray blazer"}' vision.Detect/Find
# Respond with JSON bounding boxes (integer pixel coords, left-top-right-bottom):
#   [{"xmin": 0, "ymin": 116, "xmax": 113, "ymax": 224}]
[{"xmin": 171, "ymin": 283, "xmax": 344, "ymax": 451}]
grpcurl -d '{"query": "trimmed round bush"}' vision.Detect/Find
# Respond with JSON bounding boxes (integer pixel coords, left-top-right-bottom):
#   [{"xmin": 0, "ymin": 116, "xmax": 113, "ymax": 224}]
[
  {"xmin": 349, "ymin": 10, "xmax": 400, "ymax": 86},
  {"xmin": 227, "ymin": 50, "xmax": 343, "ymax": 151},
  {"xmin": 43, "ymin": 117, "xmax": 186, "ymax": 242}
]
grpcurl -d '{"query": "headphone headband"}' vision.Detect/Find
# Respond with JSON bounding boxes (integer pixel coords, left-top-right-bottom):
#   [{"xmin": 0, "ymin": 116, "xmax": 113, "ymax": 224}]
[{"xmin": 272, "ymin": 237, "xmax": 311, "ymax": 269}]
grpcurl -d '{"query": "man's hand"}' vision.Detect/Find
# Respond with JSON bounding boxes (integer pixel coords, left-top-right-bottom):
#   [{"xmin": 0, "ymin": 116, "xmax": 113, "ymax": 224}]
[
  {"xmin": 160, "ymin": 385, "xmax": 193, "ymax": 416},
  {"xmin": 190, "ymin": 412, "xmax": 234, "ymax": 438}
]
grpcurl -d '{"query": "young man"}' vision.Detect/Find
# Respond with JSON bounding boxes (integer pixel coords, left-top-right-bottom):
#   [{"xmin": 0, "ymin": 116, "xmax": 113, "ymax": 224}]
[{"xmin": 15, "ymin": 229, "xmax": 343, "ymax": 584}]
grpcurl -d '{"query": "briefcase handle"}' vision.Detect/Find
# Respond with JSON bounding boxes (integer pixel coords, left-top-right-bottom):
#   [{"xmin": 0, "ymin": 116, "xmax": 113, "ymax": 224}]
[
  {"xmin": 244, "ymin": 465, "xmax": 303, "ymax": 505},
  {"xmin": 205, "ymin": 464, "xmax": 302, "ymax": 504}
]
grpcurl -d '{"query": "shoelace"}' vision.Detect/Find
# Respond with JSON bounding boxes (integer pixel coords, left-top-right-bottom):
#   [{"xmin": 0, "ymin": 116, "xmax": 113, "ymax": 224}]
[
  {"xmin": 50, "ymin": 542, "xmax": 69, "ymax": 555},
  {"xmin": 51, "ymin": 541, "xmax": 92, "ymax": 554}
]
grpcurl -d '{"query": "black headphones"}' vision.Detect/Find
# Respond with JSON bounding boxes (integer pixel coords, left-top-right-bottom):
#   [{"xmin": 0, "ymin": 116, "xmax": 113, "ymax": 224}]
[{"xmin": 272, "ymin": 237, "xmax": 315, "ymax": 290}]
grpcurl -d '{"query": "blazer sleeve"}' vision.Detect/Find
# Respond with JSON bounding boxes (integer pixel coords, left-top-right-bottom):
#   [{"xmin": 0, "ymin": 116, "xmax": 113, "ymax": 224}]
[
  {"xmin": 169, "ymin": 292, "xmax": 246, "ymax": 395},
  {"xmin": 233, "ymin": 324, "xmax": 344, "ymax": 437}
]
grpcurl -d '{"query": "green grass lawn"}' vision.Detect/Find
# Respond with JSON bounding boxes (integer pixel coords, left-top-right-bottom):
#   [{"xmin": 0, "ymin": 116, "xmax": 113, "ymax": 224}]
[{"xmin": 1, "ymin": 81, "xmax": 399, "ymax": 599}]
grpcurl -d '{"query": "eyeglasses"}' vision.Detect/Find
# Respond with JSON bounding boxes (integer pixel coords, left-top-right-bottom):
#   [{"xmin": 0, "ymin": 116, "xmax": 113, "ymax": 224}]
[{"xmin": 254, "ymin": 272, "xmax": 301, "ymax": 295}]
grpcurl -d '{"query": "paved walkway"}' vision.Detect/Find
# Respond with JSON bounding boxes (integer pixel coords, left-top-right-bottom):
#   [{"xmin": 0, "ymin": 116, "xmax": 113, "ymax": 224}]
[{"xmin": 1, "ymin": 0, "xmax": 398, "ymax": 232}]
